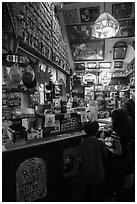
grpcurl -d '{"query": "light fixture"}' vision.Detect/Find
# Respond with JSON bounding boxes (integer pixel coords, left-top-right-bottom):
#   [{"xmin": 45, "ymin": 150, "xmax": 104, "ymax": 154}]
[{"xmin": 92, "ymin": 2, "xmax": 119, "ymax": 39}]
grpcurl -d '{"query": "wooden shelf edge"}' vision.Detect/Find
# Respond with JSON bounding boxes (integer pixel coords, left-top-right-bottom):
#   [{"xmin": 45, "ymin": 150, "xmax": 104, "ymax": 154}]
[{"xmin": 19, "ymin": 41, "xmax": 70, "ymax": 76}]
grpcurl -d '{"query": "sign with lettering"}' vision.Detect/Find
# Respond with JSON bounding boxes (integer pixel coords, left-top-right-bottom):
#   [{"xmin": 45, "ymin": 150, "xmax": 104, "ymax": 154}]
[
  {"xmin": 16, "ymin": 158, "xmax": 47, "ymax": 202},
  {"xmin": 60, "ymin": 114, "xmax": 81, "ymax": 132}
]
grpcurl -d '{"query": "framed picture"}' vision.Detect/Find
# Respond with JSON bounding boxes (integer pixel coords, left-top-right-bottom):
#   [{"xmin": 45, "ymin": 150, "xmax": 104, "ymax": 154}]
[
  {"xmin": 63, "ymin": 9, "xmax": 79, "ymax": 25},
  {"xmin": 67, "ymin": 24, "xmax": 94, "ymax": 43},
  {"xmin": 71, "ymin": 40, "xmax": 105, "ymax": 61},
  {"xmin": 114, "ymin": 61, "xmax": 123, "ymax": 69},
  {"xmin": 115, "ymin": 19, "xmax": 135, "ymax": 38},
  {"xmin": 74, "ymin": 63, "xmax": 85, "ymax": 71},
  {"xmin": 112, "ymin": 3, "xmax": 132, "ymax": 19},
  {"xmin": 80, "ymin": 6, "xmax": 100, "ymax": 23},
  {"xmin": 86, "ymin": 62, "xmax": 97, "ymax": 69},
  {"xmin": 113, "ymin": 42, "xmax": 127, "ymax": 59},
  {"xmin": 99, "ymin": 62, "xmax": 111, "ymax": 69}
]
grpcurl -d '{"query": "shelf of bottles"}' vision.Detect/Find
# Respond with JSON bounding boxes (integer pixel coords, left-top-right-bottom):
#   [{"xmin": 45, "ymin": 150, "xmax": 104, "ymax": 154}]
[{"xmin": 8, "ymin": 2, "xmax": 70, "ymax": 74}]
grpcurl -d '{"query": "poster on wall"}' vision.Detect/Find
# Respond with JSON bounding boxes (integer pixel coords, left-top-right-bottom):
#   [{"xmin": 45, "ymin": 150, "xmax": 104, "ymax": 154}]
[
  {"xmin": 71, "ymin": 40, "xmax": 104, "ymax": 61},
  {"xmin": 99, "ymin": 62, "xmax": 111, "ymax": 69},
  {"xmin": 63, "ymin": 9, "xmax": 79, "ymax": 24},
  {"xmin": 115, "ymin": 19, "xmax": 135, "ymax": 38},
  {"xmin": 74, "ymin": 63, "xmax": 85, "ymax": 71},
  {"xmin": 112, "ymin": 3, "xmax": 132, "ymax": 19},
  {"xmin": 67, "ymin": 24, "xmax": 94, "ymax": 43},
  {"xmin": 16, "ymin": 158, "xmax": 47, "ymax": 202},
  {"xmin": 114, "ymin": 61, "xmax": 123, "ymax": 69},
  {"xmin": 80, "ymin": 6, "xmax": 100, "ymax": 23}
]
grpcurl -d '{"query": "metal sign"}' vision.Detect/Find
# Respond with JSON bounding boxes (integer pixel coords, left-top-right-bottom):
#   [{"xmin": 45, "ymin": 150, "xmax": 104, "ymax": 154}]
[{"xmin": 16, "ymin": 157, "xmax": 47, "ymax": 202}]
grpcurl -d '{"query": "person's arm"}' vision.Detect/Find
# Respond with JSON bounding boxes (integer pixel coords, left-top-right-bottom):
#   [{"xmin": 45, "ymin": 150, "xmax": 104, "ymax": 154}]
[
  {"xmin": 108, "ymin": 138, "xmax": 122, "ymax": 155},
  {"xmin": 105, "ymin": 132, "xmax": 122, "ymax": 156}
]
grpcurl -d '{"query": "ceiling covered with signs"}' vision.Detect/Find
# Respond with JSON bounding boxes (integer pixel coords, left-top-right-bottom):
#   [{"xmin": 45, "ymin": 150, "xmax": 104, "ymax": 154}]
[{"xmin": 56, "ymin": 2, "xmax": 135, "ymax": 75}]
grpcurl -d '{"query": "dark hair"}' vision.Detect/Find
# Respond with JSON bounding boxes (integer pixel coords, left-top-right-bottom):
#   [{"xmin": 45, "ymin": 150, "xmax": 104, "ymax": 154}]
[
  {"xmin": 111, "ymin": 108, "xmax": 133, "ymax": 144},
  {"xmin": 122, "ymin": 99, "xmax": 135, "ymax": 121},
  {"xmin": 111, "ymin": 108, "xmax": 129, "ymax": 131},
  {"xmin": 84, "ymin": 121, "xmax": 99, "ymax": 136}
]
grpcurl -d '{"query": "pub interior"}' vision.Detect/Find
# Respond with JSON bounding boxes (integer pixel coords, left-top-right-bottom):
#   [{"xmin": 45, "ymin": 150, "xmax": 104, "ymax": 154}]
[{"xmin": 2, "ymin": 2, "xmax": 135, "ymax": 202}]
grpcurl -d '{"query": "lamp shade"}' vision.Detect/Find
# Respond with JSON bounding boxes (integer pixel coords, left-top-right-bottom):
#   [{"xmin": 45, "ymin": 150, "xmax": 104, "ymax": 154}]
[{"xmin": 92, "ymin": 12, "xmax": 119, "ymax": 39}]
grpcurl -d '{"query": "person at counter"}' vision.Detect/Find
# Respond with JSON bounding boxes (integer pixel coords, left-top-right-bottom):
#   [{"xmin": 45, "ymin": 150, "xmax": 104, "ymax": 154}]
[
  {"xmin": 104, "ymin": 108, "xmax": 134, "ymax": 201},
  {"xmin": 77, "ymin": 121, "xmax": 107, "ymax": 201}
]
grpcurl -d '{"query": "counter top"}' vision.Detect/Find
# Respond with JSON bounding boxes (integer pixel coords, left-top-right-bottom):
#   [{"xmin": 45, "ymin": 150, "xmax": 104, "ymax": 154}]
[
  {"xmin": 2, "ymin": 119, "xmax": 111, "ymax": 153},
  {"xmin": 2, "ymin": 130, "xmax": 86, "ymax": 153}
]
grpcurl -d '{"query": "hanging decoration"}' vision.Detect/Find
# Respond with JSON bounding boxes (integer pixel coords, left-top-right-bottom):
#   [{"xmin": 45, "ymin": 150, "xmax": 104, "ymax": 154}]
[
  {"xmin": 92, "ymin": 3, "xmax": 119, "ymax": 39},
  {"xmin": 3, "ymin": 64, "xmax": 22, "ymax": 88},
  {"xmin": 22, "ymin": 65, "xmax": 37, "ymax": 89},
  {"xmin": 35, "ymin": 66, "xmax": 52, "ymax": 85}
]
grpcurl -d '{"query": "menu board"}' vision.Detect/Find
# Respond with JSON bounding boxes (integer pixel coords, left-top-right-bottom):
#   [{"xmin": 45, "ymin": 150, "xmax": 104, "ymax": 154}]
[{"xmin": 16, "ymin": 158, "xmax": 47, "ymax": 202}]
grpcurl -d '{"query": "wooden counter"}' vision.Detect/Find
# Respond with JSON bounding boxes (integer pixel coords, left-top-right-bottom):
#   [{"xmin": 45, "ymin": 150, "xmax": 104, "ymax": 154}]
[{"xmin": 2, "ymin": 131, "xmax": 86, "ymax": 202}]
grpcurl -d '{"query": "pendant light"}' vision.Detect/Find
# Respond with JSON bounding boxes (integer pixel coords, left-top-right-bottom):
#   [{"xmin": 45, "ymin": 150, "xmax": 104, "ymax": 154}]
[{"xmin": 92, "ymin": 2, "xmax": 119, "ymax": 39}]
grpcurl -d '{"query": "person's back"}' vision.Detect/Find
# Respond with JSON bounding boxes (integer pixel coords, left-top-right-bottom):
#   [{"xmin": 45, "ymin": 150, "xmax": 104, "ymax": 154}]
[
  {"xmin": 77, "ymin": 121, "xmax": 107, "ymax": 201},
  {"xmin": 105, "ymin": 108, "xmax": 135, "ymax": 201},
  {"xmin": 79, "ymin": 136, "xmax": 107, "ymax": 183}
]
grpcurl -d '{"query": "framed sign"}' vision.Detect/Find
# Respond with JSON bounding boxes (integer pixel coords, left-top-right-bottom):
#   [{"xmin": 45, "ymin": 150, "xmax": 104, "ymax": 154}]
[
  {"xmin": 74, "ymin": 63, "xmax": 85, "ymax": 71},
  {"xmin": 115, "ymin": 19, "xmax": 135, "ymax": 38},
  {"xmin": 63, "ymin": 9, "xmax": 79, "ymax": 24},
  {"xmin": 113, "ymin": 42, "xmax": 127, "ymax": 59},
  {"xmin": 86, "ymin": 62, "xmax": 97, "ymax": 69},
  {"xmin": 83, "ymin": 73, "xmax": 96, "ymax": 84},
  {"xmin": 114, "ymin": 61, "xmax": 123, "ymax": 69},
  {"xmin": 71, "ymin": 40, "xmax": 105, "ymax": 61},
  {"xmin": 80, "ymin": 6, "xmax": 100, "ymax": 23},
  {"xmin": 99, "ymin": 62, "xmax": 111, "ymax": 69},
  {"xmin": 67, "ymin": 24, "xmax": 93, "ymax": 43},
  {"xmin": 112, "ymin": 3, "xmax": 132, "ymax": 19}
]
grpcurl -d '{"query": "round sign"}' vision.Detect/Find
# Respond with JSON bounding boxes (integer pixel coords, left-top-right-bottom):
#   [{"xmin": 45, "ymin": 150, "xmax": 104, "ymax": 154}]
[
  {"xmin": 100, "ymin": 71, "xmax": 111, "ymax": 86},
  {"xmin": 83, "ymin": 73, "xmax": 96, "ymax": 84}
]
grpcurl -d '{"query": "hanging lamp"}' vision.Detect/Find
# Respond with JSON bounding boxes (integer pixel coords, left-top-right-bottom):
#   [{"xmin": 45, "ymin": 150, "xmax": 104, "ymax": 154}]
[{"xmin": 92, "ymin": 2, "xmax": 119, "ymax": 39}]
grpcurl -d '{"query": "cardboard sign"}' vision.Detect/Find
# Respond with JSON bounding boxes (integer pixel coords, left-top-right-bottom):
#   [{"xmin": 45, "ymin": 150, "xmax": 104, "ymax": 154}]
[
  {"xmin": 44, "ymin": 114, "xmax": 55, "ymax": 127},
  {"xmin": 89, "ymin": 100, "xmax": 98, "ymax": 121},
  {"xmin": 79, "ymin": 111, "xmax": 88, "ymax": 123}
]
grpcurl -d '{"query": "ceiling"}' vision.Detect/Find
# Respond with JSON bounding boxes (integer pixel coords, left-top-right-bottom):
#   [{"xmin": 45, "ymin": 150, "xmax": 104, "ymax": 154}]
[{"xmin": 55, "ymin": 2, "xmax": 135, "ymax": 75}]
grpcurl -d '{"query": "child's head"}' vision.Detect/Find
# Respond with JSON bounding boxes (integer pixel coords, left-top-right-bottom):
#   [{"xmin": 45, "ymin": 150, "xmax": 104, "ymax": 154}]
[{"xmin": 84, "ymin": 121, "xmax": 99, "ymax": 136}]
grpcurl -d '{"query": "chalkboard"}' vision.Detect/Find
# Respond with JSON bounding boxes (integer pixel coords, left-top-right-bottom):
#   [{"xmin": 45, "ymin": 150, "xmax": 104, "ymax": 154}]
[{"xmin": 16, "ymin": 157, "xmax": 47, "ymax": 202}]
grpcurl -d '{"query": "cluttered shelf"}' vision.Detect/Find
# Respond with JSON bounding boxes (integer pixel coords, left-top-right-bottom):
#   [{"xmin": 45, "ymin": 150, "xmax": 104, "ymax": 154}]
[{"xmin": 2, "ymin": 130, "xmax": 86, "ymax": 153}]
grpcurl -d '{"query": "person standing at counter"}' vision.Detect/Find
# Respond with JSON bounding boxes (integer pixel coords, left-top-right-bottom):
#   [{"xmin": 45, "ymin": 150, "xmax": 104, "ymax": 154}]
[
  {"xmin": 104, "ymin": 108, "xmax": 134, "ymax": 201},
  {"xmin": 77, "ymin": 121, "xmax": 107, "ymax": 201}
]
